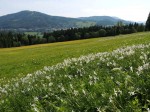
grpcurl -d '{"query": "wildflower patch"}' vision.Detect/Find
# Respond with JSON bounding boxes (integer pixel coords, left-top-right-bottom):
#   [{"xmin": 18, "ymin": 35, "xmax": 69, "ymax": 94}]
[{"xmin": 0, "ymin": 43, "xmax": 150, "ymax": 111}]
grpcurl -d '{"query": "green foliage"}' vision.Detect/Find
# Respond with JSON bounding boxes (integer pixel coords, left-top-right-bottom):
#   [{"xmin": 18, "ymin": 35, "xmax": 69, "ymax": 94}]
[
  {"xmin": 137, "ymin": 24, "xmax": 145, "ymax": 32},
  {"xmin": 0, "ymin": 22, "xmax": 145, "ymax": 48},
  {"xmin": 116, "ymin": 21, "xmax": 124, "ymax": 27},
  {"xmin": 21, "ymin": 36, "xmax": 29, "ymax": 45},
  {"xmin": 131, "ymin": 27, "xmax": 137, "ymax": 33},
  {"xmin": 0, "ymin": 32, "xmax": 45, "ymax": 48},
  {"xmin": 84, "ymin": 33, "xmax": 90, "ymax": 38},
  {"xmin": 48, "ymin": 36, "xmax": 56, "ymax": 43},
  {"xmin": 44, "ymin": 23, "xmax": 145, "ymax": 43},
  {"xmin": 146, "ymin": 13, "xmax": 150, "ymax": 31},
  {"xmin": 99, "ymin": 29, "xmax": 106, "ymax": 37}
]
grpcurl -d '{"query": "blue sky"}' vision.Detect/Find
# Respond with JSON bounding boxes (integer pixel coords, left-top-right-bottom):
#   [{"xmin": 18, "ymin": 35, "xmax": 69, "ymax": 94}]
[{"xmin": 0, "ymin": 0, "xmax": 150, "ymax": 22}]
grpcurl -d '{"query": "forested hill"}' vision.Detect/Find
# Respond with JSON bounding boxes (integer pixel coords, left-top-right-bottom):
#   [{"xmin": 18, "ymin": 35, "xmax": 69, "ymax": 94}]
[
  {"xmin": 0, "ymin": 11, "xmax": 132, "ymax": 31},
  {"xmin": 0, "ymin": 11, "xmax": 95, "ymax": 31},
  {"xmin": 78, "ymin": 16, "xmax": 132, "ymax": 25}
]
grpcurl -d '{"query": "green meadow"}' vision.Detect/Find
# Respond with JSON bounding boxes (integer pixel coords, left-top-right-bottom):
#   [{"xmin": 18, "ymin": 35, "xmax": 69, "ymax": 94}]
[
  {"xmin": 0, "ymin": 32, "xmax": 150, "ymax": 79},
  {"xmin": 1, "ymin": 32, "xmax": 150, "ymax": 111}
]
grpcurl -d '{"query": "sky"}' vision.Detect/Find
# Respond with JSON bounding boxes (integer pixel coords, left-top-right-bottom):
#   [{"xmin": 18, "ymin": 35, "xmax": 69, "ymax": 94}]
[{"xmin": 0, "ymin": 0, "xmax": 150, "ymax": 22}]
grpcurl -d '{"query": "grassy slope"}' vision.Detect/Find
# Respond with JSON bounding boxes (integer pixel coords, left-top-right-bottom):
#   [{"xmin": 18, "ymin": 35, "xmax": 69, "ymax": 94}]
[{"xmin": 0, "ymin": 32, "xmax": 150, "ymax": 79}]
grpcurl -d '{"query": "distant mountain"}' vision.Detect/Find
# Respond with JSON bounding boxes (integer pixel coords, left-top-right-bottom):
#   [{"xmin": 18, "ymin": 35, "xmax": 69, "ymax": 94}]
[
  {"xmin": 0, "ymin": 11, "xmax": 95, "ymax": 31},
  {"xmin": 0, "ymin": 11, "xmax": 133, "ymax": 31},
  {"xmin": 78, "ymin": 16, "xmax": 132, "ymax": 26}
]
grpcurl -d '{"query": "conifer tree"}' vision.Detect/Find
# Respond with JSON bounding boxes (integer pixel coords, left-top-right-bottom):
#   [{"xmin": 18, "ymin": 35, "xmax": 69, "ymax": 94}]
[{"xmin": 146, "ymin": 12, "xmax": 150, "ymax": 31}]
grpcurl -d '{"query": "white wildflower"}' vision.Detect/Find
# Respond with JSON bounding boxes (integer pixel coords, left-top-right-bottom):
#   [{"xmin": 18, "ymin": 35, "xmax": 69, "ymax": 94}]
[
  {"xmin": 73, "ymin": 90, "xmax": 78, "ymax": 96},
  {"xmin": 102, "ymin": 93, "xmax": 106, "ymax": 97},
  {"xmin": 112, "ymin": 67, "xmax": 122, "ymax": 71},
  {"xmin": 143, "ymin": 63, "xmax": 149, "ymax": 70},
  {"xmin": 27, "ymin": 74, "xmax": 32, "ymax": 77},
  {"xmin": 89, "ymin": 75, "xmax": 92, "ymax": 79},
  {"xmin": 116, "ymin": 81, "xmax": 121, "ymax": 86},
  {"xmin": 114, "ymin": 89, "xmax": 118, "ymax": 96},
  {"xmin": 89, "ymin": 80, "xmax": 93, "ymax": 85},
  {"xmin": 15, "ymin": 82, "xmax": 19, "ymax": 88},
  {"xmin": 140, "ymin": 56, "xmax": 144, "ymax": 60},
  {"xmin": 48, "ymin": 82, "xmax": 53, "ymax": 86},
  {"xmin": 147, "ymin": 108, "xmax": 150, "ymax": 112},
  {"xmin": 136, "ymin": 72, "xmax": 140, "ymax": 76},
  {"xmin": 34, "ymin": 97, "xmax": 38, "ymax": 102},
  {"xmin": 46, "ymin": 76, "xmax": 51, "ymax": 80},
  {"xmin": 109, "ymin": 96, "xmax": 113, "ymax": 103},
  {"xmin": 97, "ymin": 107, "xmax": 101, "ymax": 112},
  {"xmin": 128, "ymin": 91, "xmax": 135, "ymax": 96},
  {"xmin": 137, "ymin": 66, "xmax": 143, "ymax": 72},
  {"xmin": 111, "ymin": 76, "xmax": 114, "ymax": 79},
  {"xmin": 82, "ymin": 89, "xmax": 86, "ymax": 95},
  {"xmin": 31, "ymin": 103, "xmax": 39, "ymax": 112},
  {"xmin": 94, "ymin": 71, "xmax": 97, "ymax": 75},
  {"xmin": 61, "ymin": 87, "xmax": 65, "ymax": 92},
  {"xmin": 70, "ymin": 84, "xmax": 73, "ymax": 89},
  {"xmin": 119, "ymin": 56, "xmax": 124, "ymax": 60},
  {"xmin": 68, "ymin": 75, "xmax": 72, "ymax": 79},
  {"xmin": 130, "ymin": 66, "xmax": 133, "ymax": 72}
]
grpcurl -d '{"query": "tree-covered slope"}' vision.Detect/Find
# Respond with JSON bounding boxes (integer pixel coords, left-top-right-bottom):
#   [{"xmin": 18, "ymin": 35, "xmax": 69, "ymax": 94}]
[
  {"xmin": 78, "ymin": 16, "xmax": 132, "ymax": 25},
  {"xmin": 0, "ymin": 11, "xmax": 133, "ymax": 31},
  {"xmin": 0, "ymin": 11, "xmax": 95, "ymax": 30}
]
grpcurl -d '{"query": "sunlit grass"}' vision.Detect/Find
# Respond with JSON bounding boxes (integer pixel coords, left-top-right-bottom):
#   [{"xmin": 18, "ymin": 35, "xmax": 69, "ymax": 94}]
[
  {"xmin": 1, "ymin": 42, "xmax": 150, "ymax": 111},
  {"xmin": 0, "ymin": 32, "xmax": 150, "ymax": 79}
]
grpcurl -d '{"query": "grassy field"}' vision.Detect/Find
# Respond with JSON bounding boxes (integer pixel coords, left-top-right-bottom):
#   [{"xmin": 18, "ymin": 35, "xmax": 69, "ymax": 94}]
[
  {"xmin": 0, "ymin": 32, "xmax": 150, "ymax": 79},
  {"xmin": 1, "ymin": 32, "xmax": 150, "ymax": 111}
]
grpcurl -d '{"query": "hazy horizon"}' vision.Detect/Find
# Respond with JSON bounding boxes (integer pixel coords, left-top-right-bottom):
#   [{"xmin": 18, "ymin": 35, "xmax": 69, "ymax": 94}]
[{"xmin": 0, "ymin": 0, "xmax": 150, "ymax": 22}]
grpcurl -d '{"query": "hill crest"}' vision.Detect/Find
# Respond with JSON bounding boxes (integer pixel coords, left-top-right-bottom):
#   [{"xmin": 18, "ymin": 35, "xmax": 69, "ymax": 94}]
[{"xmin": 0, "ymin": 10, "xmax": 132, "ymax": 31}]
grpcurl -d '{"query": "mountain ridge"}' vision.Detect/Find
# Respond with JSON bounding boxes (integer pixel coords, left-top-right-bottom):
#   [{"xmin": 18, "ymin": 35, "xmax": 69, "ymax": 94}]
[
  {"xmin": 0, "ymin": 10, "xmax": 133, "ymax": 31},
  {"xmin": 78, "ymin": 16, "xmax": 132, "ymax": 25}
]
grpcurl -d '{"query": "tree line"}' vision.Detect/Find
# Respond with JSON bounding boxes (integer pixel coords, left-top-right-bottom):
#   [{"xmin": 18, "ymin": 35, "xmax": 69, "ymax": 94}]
[
  {"xmin": 0, "ymin": 32, "xmax": 47, "ymax": 48},
  {"xmin": 43, "ymin": 23, "xmax": 145, "ymax": 43},
  {"xmin": 1, "ymin": 15, "xmax": 150, "ymax": 48}
]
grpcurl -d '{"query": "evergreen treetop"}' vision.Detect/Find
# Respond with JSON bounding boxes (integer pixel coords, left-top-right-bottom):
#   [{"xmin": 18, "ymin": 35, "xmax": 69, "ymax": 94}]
[{"xmin": 146, "ymin": 12, "xmax": 150, "ymax": 31}]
